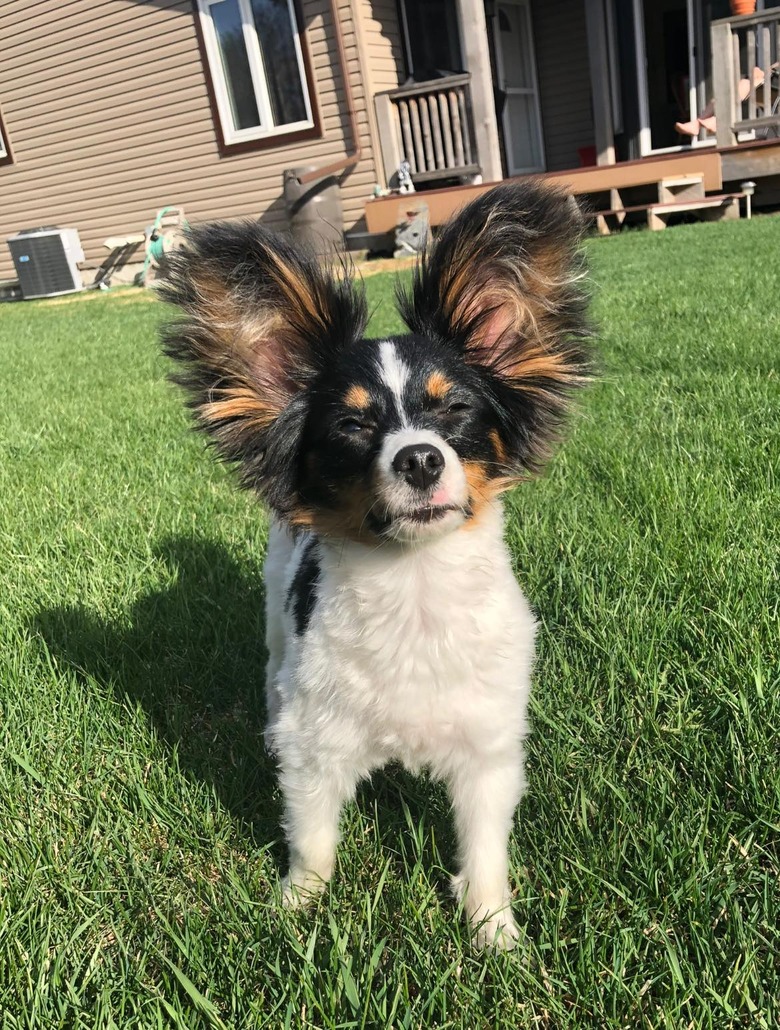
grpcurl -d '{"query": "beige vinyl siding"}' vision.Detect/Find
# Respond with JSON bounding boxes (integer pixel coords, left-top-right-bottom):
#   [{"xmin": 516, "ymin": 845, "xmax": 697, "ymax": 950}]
[
  {"xmin": 531, "ymin": 0, "xmax": 595, "ymax": 172},
  {"xmin": 0, "ymin": 0, "xmax": 382, "ymax": 281},
  {"xmin": 356, "ymin": 0, "xmax": 405, "ymax": 93},
  {"xmin": 353, "ymin": 0, "xmax": 404, "ymax": 186}
]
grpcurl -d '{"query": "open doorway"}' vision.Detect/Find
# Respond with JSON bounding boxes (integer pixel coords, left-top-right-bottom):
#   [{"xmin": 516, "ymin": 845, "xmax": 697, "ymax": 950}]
[
  {"xmin": 641, "ymin": 0, "xmax": 690, "ymax": 150},
  {"xmin": 634, "ymin": 0, "xmax": 733, "ymax": 154}
]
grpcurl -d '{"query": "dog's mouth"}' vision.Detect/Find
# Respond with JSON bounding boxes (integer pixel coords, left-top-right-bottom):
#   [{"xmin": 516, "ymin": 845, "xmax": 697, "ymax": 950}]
[
  {"xmin": 399, "ymin": 504, "xmax": 459, "ymax": 524},
  {"xmin": 365, "ymin": 502, "xmax": 462, "ymax": 538}
]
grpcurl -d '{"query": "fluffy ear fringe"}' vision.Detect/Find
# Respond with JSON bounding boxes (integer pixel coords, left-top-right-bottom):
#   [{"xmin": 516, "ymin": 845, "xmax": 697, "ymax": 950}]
[
  {"xmin": 397, "ymin": 180, "xmax": 595, "ymax": 472},
  {"xmin": 159, "ymin": 220, "xmax": 367, "ymax": 517}
]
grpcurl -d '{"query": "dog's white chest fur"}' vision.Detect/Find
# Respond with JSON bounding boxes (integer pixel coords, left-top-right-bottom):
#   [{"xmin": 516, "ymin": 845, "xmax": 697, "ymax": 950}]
[{"xmin": 265, "ymin": 505, "xmax": 536, "ymax": 778}]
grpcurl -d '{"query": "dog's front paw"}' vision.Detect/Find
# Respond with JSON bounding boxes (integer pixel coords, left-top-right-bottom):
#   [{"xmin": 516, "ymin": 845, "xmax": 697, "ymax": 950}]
[
  {"xmin": 451, "ymin": 873, "xmax": 521, "ymax": 951},
  {"xmin": 281, "ymin": 869, "xmax": 328, "ymax": 909},
  {"xmin": 472, "ymin": 910, "xmax": 521, "ymax": 951}
]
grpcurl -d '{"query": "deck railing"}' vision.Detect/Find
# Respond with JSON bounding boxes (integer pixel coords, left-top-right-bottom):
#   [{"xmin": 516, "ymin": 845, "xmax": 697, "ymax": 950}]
[
  {"xmin": 374, "ymin": 74, "xmax": 480, "ymax": 188},
  {"xmin": 711, "ymin": 6, "xmax": 780, "ymax": 146}
]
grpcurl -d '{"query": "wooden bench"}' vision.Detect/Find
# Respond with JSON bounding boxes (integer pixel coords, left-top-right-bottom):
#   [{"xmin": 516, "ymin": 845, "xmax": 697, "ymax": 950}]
[
  {"xmin": 588, "ymin": 174, "xmax": 742, "ymax": 233},
  {"xmin": 364, "ymin": 150, "xmax": 724, "ymax": 234},
  {"xmin": 587, "ymin": 189, "xmax": 743, "ymax": 233}
]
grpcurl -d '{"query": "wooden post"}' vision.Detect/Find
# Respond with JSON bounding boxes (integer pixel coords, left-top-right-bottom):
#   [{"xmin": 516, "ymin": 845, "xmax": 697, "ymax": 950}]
[
  {"xmin": 455, "ymin": 0, "xmax": 503, "ymax": 181},
  {"xmin": 711, "ymin": 20, "xmax": 737, "ymax": 148},
  {"xmin": 374, "ymin": 93, "xmax": 402, "ymax": 189},
  {"xmin": 584, "ymin": 0, "xmax": 616, "ymax": 166}
]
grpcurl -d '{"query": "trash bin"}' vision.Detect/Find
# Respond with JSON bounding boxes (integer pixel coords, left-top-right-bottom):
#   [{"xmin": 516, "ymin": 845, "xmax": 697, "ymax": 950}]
[{"xmin": 283, "ymin": 167, "xmax": 344, "ymax": 254}]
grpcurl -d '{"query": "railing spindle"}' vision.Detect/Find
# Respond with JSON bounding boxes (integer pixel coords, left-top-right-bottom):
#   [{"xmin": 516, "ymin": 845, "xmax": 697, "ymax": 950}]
[
  {"xmin": 451, "ymin": 90, "xmax": 467, "ymax": 164},
  {"xmin": 439, "ymin": 93, "xmax": 455, "ymax": 168},
  {"xmin": 397, "ymin": 101, "xmax": 416, "ymax": 174},
  {"xmin": 733, "ymin": 30, "xmax": 742, "ymax": 125},
  {"xmin": 762, "ymin": 24, "xmax": 772, "ymax": 117},
  {"xmin": 419, "ymin": 96, "xmax": 435, "ymax": 171},
  {"xmin": 449, "ymin": 91, "xmax": 465, "ymax": 166},
  {"xmin": 408, "ymin": 99, "xmax": 424, "ymax": 172},
  {"xmin": 428, "ymin": 95, "xmax": 445, "ymax": 169}
]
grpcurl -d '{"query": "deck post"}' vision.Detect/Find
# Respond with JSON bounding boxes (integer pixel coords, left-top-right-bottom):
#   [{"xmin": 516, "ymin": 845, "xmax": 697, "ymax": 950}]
[
  {"xmin": 711, "ymin": 19, "xmax": 737, "ymax": 148},
  {"xmin": 374, "ymin": 93, "xmax": 402, "ymax": 189},
  {"xmin": 455, "ymin": 0, "xmax": 503, "ymax": 182},
  {"xmin": 584, "ymin": 0, "xmax": 616, "ymax": 165}
]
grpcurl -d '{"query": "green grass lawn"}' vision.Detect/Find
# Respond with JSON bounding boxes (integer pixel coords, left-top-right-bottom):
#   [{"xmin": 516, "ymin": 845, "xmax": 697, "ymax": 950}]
[{"xmin": 1, "ymin": 216, "xmax": 778, "ymax": 1029}]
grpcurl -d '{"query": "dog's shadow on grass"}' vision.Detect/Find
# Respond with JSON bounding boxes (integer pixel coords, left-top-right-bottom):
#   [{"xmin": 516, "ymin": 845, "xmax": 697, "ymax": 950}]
[
  {"xmin": 33, "ymin": 535, "xmax": 459, "ymax": 888},
  {"xmin": 34, "ymin": 535, "xmax": 285, "ymax": 858}
]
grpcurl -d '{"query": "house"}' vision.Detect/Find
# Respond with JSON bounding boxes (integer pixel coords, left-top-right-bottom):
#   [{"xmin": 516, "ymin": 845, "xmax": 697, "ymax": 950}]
[{"xmin": 1, "ymin": 0, "xmax": 779, "ymax": 288}]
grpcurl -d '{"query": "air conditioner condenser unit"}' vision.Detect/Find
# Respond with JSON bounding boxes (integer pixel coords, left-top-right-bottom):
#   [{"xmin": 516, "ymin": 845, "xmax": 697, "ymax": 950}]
[{"xmin": 6, "ymin": 227, "xmax": 85, "ymax": 299}]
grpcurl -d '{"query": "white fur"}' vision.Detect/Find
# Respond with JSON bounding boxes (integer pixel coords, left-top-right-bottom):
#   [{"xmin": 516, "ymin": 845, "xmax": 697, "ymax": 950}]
[
  {"xmin": 265, "ymin": 503, "xmax": 536, "ymax": 950},
  {"xmin": 378, "ymin": 341, "xmax": 411, "ymax": 423},
  {"xmin": 375, "ymin": 427, "xmax": 469, "ymax": 542}
]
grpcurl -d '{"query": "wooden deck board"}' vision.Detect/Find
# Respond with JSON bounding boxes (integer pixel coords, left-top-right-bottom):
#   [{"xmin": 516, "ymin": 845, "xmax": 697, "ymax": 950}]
[{"xmin": 364, "ymin": 150, "xmax": 726, "ymax": 233}]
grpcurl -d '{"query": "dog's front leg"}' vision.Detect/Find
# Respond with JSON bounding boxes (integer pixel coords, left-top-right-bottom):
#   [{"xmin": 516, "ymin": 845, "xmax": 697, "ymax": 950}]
[
  {"xmin": 279, "ymin": 756, "xmax": 358, "ymax": 908},
  {"xmin": 448, "ymin": 755, "xmax": 525, "ymax": 950}
]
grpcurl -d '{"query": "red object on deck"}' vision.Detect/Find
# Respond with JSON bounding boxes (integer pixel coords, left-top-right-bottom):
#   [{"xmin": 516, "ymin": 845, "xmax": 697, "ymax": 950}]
[{"xmin": 578, "ymin": 146, "xmax": 597, "ymax": 167}]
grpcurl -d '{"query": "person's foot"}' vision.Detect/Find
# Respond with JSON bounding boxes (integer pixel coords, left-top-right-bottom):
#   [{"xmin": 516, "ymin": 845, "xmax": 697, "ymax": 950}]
[{"xmin": 675, "ymin": 119, "xmax": 699, "ymax": 137}]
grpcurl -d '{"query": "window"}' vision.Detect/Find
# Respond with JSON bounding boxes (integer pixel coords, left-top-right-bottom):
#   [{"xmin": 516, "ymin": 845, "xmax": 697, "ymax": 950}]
[
  {"xmin": 197, "ymin": 0, "xmax": 315, "ymax": 148},
  {"xmin": 399, "ymin": 0, "xmax": 463, "ymax": 81}
]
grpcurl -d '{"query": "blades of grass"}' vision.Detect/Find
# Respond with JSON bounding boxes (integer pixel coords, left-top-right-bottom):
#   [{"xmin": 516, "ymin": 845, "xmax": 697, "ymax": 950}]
[
  {"xmin": 159, "ymin": 954, "xmax": 228, "ymax": 1030},
  {"xmin": 9, "ymin": 753, "xmax": 44, "ymax": 785}
]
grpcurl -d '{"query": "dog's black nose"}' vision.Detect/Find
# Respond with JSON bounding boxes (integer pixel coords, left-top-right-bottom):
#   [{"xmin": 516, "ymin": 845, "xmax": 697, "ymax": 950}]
[{"xmin": 392, "ymin": 444, "xmax": 445, "ymax": 490}]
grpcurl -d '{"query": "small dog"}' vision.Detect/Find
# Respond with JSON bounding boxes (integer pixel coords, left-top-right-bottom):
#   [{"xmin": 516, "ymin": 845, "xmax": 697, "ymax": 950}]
[{"xmin": 160, "ymin": 181, "xmax": 592, "ymax": 949}]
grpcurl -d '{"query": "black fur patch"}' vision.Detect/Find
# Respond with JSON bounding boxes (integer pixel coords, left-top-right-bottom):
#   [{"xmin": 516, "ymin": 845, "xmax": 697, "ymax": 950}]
[{"xmin": 285, "ymin": 538, "xmax": 320, "ymax": 636}]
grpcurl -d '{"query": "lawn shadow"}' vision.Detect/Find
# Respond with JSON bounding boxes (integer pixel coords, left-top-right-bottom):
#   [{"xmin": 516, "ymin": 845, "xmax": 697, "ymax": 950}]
[
  {"xmin": 355, "ymin": 766, "xmax": 459, "ymax": 902},
  {"xmin": 34, "ymin": 535, "xmax": 284, "ymax": 859},
  {"xmin": 33, "ymin": 535, "xmax": 459, "ymax": 890}
]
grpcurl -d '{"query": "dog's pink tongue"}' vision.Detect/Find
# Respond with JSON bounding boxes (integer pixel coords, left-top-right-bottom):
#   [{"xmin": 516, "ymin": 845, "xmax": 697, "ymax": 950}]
[{"xmin": 431, "ymin": 489, "xmax": 450, "ymax": 506}]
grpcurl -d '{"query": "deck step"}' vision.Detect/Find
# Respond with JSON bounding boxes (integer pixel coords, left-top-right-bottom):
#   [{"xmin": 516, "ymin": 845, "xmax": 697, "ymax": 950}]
[
  {"xmin": 590, "ymin": 192, "xmax": 743, "ymax": 233},
  {"xmin": 649, "ymin": 193, "xmax": 739, "ymax": 214},
  {"xmin": 658, "ymin": 174, "xmax": 705, "ymax": 203},
  {"xmin": 659, "ymin": 175, "xmax": 705, "ymax": 187},
  {"xmin": 647, "ymin": 193, "xmax": 742, "ymax": 230}
]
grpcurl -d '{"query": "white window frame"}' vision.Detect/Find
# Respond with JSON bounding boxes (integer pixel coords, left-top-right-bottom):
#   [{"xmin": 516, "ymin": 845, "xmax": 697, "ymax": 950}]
[
  {"xmin": 0, "ymin": 114, "xmax": 8, "ymax": 160},
  {"xmin": 197, "ymin": 0, "xmax": 314, "ymax": 145}
]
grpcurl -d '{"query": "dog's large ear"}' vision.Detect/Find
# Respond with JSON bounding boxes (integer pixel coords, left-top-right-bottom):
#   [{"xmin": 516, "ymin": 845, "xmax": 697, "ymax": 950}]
[
  {"xmin": 159, "ymin": 221, "xmax": 367, "ymax": 520},
  {"xmin": 397, "ymin": 181, "xmax": 593, "ymax": 472}
]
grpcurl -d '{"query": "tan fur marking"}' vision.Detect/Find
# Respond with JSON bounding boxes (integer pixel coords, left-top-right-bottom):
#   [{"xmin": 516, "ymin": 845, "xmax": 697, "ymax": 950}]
[
  {"xmin": 489, "ymin": 429, "xmax": 508, "ymax": 465},
  {"xmin": 199, "ymin": 387, "xmax": 277, "ymax": 429},
  {"xmin": 311, "ymin": 481, "xmax": 381, "ymax": 542},
  {"xmin": 502, "ymin": 342, "xmax": 587, "ymax": 385},
  {"xmin": 268, "ymin": 250, "xmax": 328, "ymax": 338},
  {"xmin": 182, "ymin": 266, "xmax": 296, "ymax": 428},
  {"xmin": 462, "ymin": 460, "xmax": 520, "ymax": 529},
  {"xmin": 425, "ymin": 371, "xmax": 453, "ymax": 400},
  {"xmin": 288, "ymin": 506, "xmax": 315, "ymax": 528},
  {"xmin": 343, "ymin": 384, "xmax": 371, "ymax": 409}
]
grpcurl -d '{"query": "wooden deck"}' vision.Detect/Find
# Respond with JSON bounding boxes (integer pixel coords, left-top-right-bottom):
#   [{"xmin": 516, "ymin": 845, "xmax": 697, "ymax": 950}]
[
  {"xmin": 364, "ymin": 142, "xmax": 780, "ymax": 234},
  {"xmin": 720, "ymin": 137, "xmax": 780, "ymax": 181}
]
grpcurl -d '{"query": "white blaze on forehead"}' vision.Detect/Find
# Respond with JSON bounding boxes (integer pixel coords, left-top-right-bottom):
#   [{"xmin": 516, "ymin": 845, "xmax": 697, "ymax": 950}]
[{"xmin": 378, "ymin": 340, "xmax": 410, "ymax": 423}]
